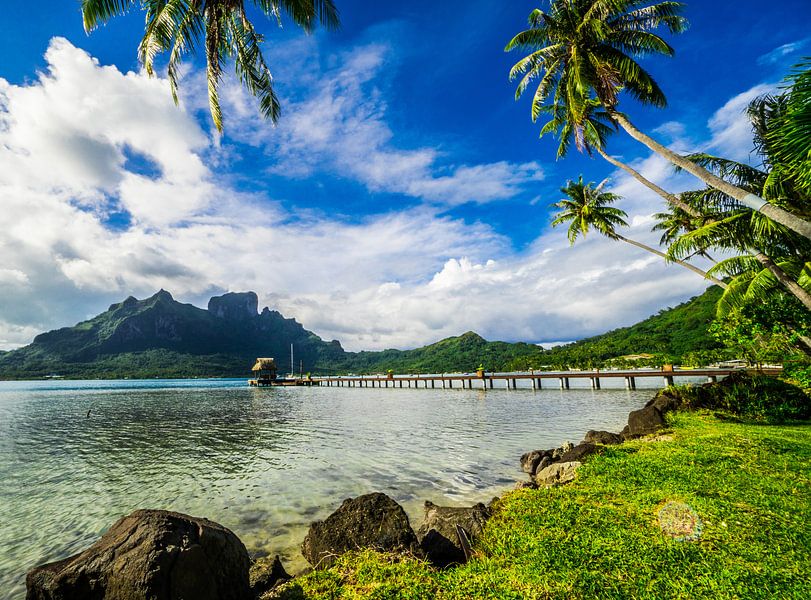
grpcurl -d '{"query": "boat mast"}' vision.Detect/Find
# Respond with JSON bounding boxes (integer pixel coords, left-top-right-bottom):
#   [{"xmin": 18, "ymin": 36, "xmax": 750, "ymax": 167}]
[{"xmin": 290, "ymin": 343, "xmax": 294, "ymax": 376}]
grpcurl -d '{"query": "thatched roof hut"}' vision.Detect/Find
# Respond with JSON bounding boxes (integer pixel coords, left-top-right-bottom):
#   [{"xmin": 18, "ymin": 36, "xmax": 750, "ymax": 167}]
[{"xmin": 252, "ymin": 358, "xmax": 277, "ymax": 372}]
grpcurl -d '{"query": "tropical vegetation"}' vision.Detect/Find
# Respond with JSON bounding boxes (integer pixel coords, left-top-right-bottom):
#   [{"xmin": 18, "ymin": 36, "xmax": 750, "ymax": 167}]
[
  {"xmin": 81, "ymin": 0, "xmax": 340, "ymax": 131},
  {"xmin": 507, "ymin": 0, "xmax": 810, "ymax": 368}
]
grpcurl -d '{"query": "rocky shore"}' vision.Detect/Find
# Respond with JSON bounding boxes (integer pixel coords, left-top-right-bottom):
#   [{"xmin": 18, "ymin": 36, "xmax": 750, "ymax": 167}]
[{"xmin": 26, "ymin": 373, "xmax": 798, "ymax": 599}]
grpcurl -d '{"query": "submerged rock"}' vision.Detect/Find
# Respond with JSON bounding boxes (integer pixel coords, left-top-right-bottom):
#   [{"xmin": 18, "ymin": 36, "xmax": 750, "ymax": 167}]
[
  {"xmin": 301, "ymin": 493, "xmax": 417, "ymax": 568},
  {"xmin": 416, "ymin": 501, "xmax": 491, "ymax": 567},
  {"xmin": 535, "ymin": 461, "xmax": 582, "ymax": 487},
  {"xmin": 583, "ymin": 430, "xmax": 624, "ymax": 445},
  {"xmin": 26, "ymin": 509, "xmax": 251, "ymax": 600}
]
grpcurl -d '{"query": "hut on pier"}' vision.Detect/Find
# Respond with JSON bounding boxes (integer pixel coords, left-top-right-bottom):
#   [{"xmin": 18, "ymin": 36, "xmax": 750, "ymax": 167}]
[{"xmin": 249, "ymin": 358, "xmax": 278, "ymax": 386}]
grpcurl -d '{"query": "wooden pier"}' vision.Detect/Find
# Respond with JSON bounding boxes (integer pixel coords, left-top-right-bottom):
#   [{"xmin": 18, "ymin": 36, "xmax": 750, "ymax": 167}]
[{"xmin": 310, "ymin": 368, "xmax": 781, "ymax": 390}]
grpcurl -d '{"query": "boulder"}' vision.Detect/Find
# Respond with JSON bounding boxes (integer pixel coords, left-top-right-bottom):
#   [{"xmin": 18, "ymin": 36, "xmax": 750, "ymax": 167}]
[
  {"xmin": 558, "ymin": 442, "xmax": 599, "ymax": 463},
  {"xmin": 26, "ymin": 509, "xmax": 251, "ymax": 600},
  {"xmin": 551, "ymin": 441, "xmax": 574, "ymax": 460},
  {"xmin": 645, "ymin": 390, "xmax": 683, "ymax": 415},
  {"xmin": 301, "ymin": 493, "xmax": 417, "ymax": 568},
  {"xmin": 249, "ymin": 556, "xmax": 290, "ymax": 597},
  {"xmin": 535, "ymin": 461, "xmax": 582, "ymax": 487},
  {"xmin": 520, "ymin": 450, "xmax": 546, "ymax": 475},
  {"xmin": 416, "ymin": 502, "xmax": 491, "ymax": 567},
  {"xmin": 583, "ymin": 430, "xmax": 624, "ymax": 445},
  {"xmin": 536, "ymin": 455, "xmax": 552, "ymax": 472},
  {"xmin": 626, "ymin": 406, "xmax": 666, "ymax": 437}
]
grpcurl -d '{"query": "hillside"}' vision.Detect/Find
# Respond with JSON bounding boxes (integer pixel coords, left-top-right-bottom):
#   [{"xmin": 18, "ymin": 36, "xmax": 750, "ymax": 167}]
[
  {"xmin": 521, "ymin": 286, "xmax": 725, "ymax": 369},
  {"xmin": 0, "ymin": 287, "xmax": 724, "ymax": 379},
  {"xmin": 0, "ymin": 291, "xmax": 538, "ymax": 378}
]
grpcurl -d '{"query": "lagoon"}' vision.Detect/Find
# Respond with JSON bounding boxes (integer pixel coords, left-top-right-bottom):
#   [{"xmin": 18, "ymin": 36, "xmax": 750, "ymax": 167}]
[{"xmin": 0, "ymin": 378, "xmax": 662, "ymax": 598}]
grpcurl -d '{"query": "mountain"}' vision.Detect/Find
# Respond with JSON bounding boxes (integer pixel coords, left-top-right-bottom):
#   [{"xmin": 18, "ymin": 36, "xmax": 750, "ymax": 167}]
[
  {"xmin": 0, "ymin": 291, "xmax": 537, "ymax": 379},
  {"xmin": 0, "ymin": 287, "xmax": 723, "ymax": 379},
  {"xmin": 0, "ymin": 290, "xmax": 346, "ymax": 379}
]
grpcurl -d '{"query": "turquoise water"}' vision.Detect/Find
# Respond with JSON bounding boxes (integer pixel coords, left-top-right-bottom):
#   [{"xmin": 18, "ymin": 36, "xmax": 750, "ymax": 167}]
[{"xmin": 0, "ymin": 378, "xmax": 659, "ymax": 598}]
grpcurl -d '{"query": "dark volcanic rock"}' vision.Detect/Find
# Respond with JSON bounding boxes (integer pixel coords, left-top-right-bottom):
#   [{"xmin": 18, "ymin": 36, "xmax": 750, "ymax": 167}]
[
  {"xmin": 301, "ymin": 493, "xmax": 417, "ymax": 568},
  {"xmin": 26, "ymin": 509, "xmax": 251, "ymax": 600},
  {"xmin": 627, "ymin": 406, "xmax": 666, "ymax": 437},
  {"xmin": 416, "ymin": 501, "xmax": 491, "ymax": 568},
  {"xmin": 249, "ymin": 555, "xmax": 290, "ymax": 597},
  {"xmin": 645, "ymin": 389, "xmax": 683, "ymax": 415},
  {"xmin": 520, "ymin": 450, "xmax": 550, "ymax": 476},
  {"xmin": 558, "ymin": 442, "xmax": 599, "ymax": 463},
  {"xmin": 584, "ymin": 430, "xmax": 624, "ymax": 445}
]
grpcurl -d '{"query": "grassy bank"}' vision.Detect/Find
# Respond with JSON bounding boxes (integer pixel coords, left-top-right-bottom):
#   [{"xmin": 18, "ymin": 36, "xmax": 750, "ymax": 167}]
[{"xmin": 272, "ymin": 412, "xmax": 811, "ymax": 599}]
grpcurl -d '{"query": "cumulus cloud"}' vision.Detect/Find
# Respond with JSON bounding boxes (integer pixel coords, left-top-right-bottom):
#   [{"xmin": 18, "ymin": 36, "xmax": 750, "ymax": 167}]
[
  {"xmin": 0, "ymin": 37, "xmax": 733, "ymax": 352},
  {"xmin": 707, "ymin": 82, "xmax": 777, "ymax": 163},
  {"xmin": 222, "ymin": 42, "xmax": 544, "ymax": 206}
]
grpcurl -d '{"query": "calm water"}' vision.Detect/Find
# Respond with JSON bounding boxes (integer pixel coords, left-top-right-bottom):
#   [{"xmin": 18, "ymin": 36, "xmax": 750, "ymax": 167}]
[{"xmin": 0, "ymin": 378, "xmax": 664, "ymax": 598}]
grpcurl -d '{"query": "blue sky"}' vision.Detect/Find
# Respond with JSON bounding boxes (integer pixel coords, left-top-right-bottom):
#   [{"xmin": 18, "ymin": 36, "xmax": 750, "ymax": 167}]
[{"xmin": 0, "ymin": 1, "xmax": 809, "ymax": 351}]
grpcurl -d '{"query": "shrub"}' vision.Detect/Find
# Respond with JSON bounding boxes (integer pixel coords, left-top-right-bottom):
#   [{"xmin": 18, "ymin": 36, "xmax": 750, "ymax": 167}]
[{"xmin": 683, "ymin": 372, "xmax": 811, "ymax": 423}]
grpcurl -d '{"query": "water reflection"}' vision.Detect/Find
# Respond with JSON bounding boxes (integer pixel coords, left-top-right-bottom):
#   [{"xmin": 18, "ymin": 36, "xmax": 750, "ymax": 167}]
[{"xmin": 0, "ymin": 380, "xmax": 653, "ymax": 599}]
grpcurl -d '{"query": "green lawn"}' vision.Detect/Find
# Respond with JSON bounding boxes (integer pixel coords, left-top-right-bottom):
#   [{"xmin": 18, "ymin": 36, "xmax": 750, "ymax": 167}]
[{"xmin": 271, "ymin": 412, "xmax": 811, "ymax": 599}]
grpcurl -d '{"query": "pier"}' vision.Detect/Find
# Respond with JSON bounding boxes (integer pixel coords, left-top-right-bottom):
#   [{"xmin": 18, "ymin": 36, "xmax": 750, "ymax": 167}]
[{"xmin": 310, "ymin": 367, "xmax": 781, "ymax": 390}]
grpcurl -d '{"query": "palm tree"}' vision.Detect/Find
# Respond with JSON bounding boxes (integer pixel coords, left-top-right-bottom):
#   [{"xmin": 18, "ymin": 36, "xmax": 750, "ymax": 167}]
[
  {"xmin": 551, "ymin": 176, "xmax": 727, "ymax": 287},
  {"xmin": 81, "ymin": 0, "xmax": 340, "ymax": 132},
  {"xmin": 506, "ymin": 0, "xmax": 811, "ymax": 240},
  {"xmin": 539, "ymin": 98, "xmax": 699, "ymax": 217}
]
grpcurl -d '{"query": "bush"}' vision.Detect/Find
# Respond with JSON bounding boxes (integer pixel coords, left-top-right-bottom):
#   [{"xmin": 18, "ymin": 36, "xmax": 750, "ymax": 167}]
[{"xmin": 682, "ymin": 372, "xmax": 811, "ymax": 423}]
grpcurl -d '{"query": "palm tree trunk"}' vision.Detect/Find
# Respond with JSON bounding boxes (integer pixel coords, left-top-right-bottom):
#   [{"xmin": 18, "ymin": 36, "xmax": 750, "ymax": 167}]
[
  {"xmin": 753, "ymin": 251, "xmax": 811, "ymax": 312},
  {"xmin": 609, "ymin": 111, "xmax": 811, "ymax": 241},
  {"xmin": 613, "ymin": 234, "xmax": 728, "ymax": 288},
  {"xmin": 596, "ymin": 147, "xmax": 700, "ymax": 218}
]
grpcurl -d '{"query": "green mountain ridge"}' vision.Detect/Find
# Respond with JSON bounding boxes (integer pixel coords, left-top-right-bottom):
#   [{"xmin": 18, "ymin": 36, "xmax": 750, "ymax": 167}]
[{"xmin": 0, "ymin": 287, "xmax": 723, "ymax": 379}]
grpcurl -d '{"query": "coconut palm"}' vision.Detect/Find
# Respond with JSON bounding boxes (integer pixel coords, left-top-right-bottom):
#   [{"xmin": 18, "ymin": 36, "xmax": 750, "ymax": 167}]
[
  {"xmin": 506, "ymin": 1, "xmax": 811, "ymax": 240},
  {"xmin": 552, "ymin": 176, "xmax": 727, "ymax": 287},
  {"xmin": 81, "ymin": 0, "xmax": 340, "ymax": 132},
  {"xmin": 539, "ymin": 98, "xmax": 698, "ymax": 217}
]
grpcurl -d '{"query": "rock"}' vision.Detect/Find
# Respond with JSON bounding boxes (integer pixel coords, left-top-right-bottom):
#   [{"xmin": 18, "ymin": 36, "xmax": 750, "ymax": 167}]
[
  {"xmin": 207, "ymin": 291, "xmax": 259, "ymax": 321},
  {"xmin": 583, "ymin": 430, "xmax": 624, "ymax": 445},
  {"xmin": 620, "ymin": 424, "xmax": 631, "ymax": 439},
  {"xmin": 301, "ymin": 493, "xmax": 417, "ymax": 568},
  {"xmin": 558, "ymin": 442, "xmax": 599, "ymax": 463},
  {"xmin": 551, "ymin": 441, "xmax": 574, "ymax": 460},
  {"xmin": 535, "ymin": 461, "xmax": 582, "ymax": 487},
  {"xmin": 520, "ymin": 450, "xmax": 546, "ymax": 475},
  {"xmin": 645, "ymin": 390, "xmax": 683, "ymax": 415},
  {"xmin": 515, "ymin": 480, "xmax": 537, "ymax": 490},
  {"xmin": 536, "ymin": 455, "xmax": 552, "ymax": 472},
  {"xmin": 250, "ymin": 555, "xmax": 290, "ymax": 597},
  {"xmin": 26, "ymin": 509, "xmax": 251, "ymax": 600},
  {"xmin": 416, "ymin": 502, "xmax": 491, "ymax": 568},
  {"xmin": 627, "ymin": 406, "xmax": 666, "ymax": 437}
]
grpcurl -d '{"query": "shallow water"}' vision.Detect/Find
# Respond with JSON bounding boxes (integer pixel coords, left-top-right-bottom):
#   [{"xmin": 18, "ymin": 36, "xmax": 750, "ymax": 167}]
[{"xmin": 0, "ymin": 378, "xmax": 668, "ymax": 598}]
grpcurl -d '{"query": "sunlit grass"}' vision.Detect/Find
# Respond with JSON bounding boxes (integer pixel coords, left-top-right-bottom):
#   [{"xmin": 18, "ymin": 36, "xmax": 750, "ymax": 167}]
[{"xmin": 270, "ymin": 412, "xmax": 811, "ymax": 599}]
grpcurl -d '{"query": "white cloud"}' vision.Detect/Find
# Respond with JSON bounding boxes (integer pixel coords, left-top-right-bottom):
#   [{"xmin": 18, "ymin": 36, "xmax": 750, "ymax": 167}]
[
  {"xmin": 757, "ymin": 38, "xmax": 809, "ymax": 65},
  {"xmin": 222, "ymin": 42, "xmax": 544, "ymax": 206},
  {"xmin": 0, "ymin": 38, "xmax": 728, "ymax": 353},
  {"xmin": 707, "ymin": 82, "xmax": 777, "ymax": 163}
]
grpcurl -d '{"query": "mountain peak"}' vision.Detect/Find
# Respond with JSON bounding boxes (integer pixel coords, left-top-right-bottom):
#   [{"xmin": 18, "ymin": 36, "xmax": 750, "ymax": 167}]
[{"xmin": 207, "ymin": 292, "xmax": 259, "ymax": 321}]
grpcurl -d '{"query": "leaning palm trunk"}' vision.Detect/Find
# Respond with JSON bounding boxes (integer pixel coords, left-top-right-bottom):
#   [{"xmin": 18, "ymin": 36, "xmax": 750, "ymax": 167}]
[
  {"xmin": 613, "ymin": 234, "xmax": 728, "ymax": 288},
  {"xmin": 753, "ymin": 252, "xmax": 811, "ymax": 312},
  {"xmin": 596, "ymin": 147, "xmax": 700, "ymax": 218},
  {"xmin": 610, "ymin": 111, "xmax": 811, "ymax": 241}
]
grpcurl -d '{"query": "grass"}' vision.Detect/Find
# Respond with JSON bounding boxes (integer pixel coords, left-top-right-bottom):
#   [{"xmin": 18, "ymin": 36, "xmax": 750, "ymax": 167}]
[{"xmin": 269, "ymin": 412, "xmax": 811, "ymax": 599}]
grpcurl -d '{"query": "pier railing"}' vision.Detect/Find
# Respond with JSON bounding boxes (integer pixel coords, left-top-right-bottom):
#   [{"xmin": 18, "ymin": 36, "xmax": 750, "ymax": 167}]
[{"xmin": 310, "ymin": 367, "xmax": 782, "ymax": 390}]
